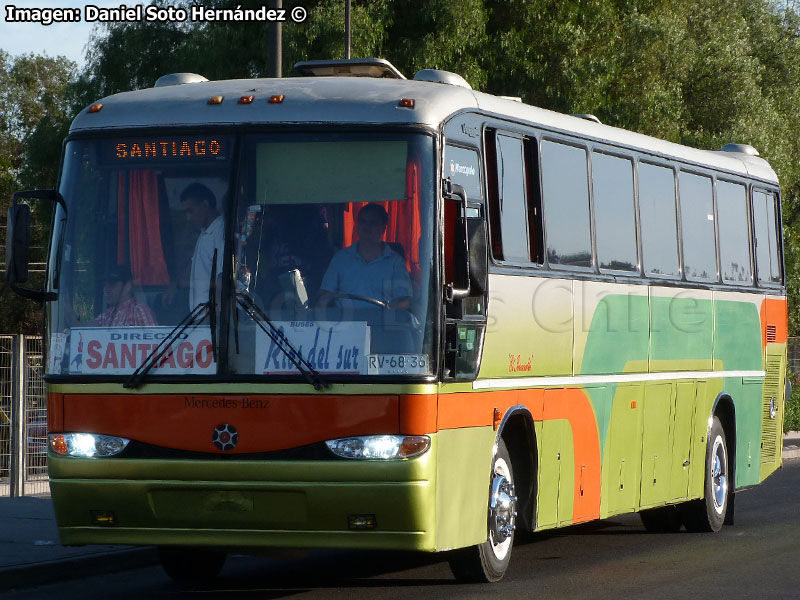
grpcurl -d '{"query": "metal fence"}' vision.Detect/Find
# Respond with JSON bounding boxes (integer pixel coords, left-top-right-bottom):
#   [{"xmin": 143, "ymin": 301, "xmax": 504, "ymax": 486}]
[{"xmin": 0, "ymin": 335, "xmax": 48, "ymax": 497}]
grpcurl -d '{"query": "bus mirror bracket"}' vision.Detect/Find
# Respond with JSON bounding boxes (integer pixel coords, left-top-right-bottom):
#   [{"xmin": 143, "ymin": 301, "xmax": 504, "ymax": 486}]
[{"xmin": 6, "ymin": 189, "xmax": 61, "ymax": 303}]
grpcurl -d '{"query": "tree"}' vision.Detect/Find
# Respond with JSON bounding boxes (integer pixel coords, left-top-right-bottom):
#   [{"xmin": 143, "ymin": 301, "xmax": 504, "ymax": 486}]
[{"xmin": 0, "ymin": 50, "xmax": 75, "ymax": 333}]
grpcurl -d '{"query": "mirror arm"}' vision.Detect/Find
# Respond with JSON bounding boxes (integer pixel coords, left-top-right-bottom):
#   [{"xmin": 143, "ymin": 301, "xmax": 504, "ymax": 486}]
[{"xmin": 444, "ymin": 180, "xmax": 471, "ymax": 302}]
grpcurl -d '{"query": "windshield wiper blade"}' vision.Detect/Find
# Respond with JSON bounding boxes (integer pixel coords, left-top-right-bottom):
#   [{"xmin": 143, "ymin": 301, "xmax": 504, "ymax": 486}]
[
  {"xmin": 236, "ymin": 293, "xmax": 329, "ymax": 391},
  {"xmin": 123, "ymin": 302, "xmax": 208, "ymax": 389},
  {"xmin": 124, "ymin": 249, "xmax": 219, "ymax": 390}
]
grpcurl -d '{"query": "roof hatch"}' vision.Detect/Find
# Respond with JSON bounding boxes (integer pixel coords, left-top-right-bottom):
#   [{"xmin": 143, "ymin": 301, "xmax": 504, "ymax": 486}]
[
  {"xmin": 154, "ymin": 73, "xmax": 209, "ymax": 87},
  {"xmin": 294, "ymin": 58, "xmax": 406, "ymax": 79}
]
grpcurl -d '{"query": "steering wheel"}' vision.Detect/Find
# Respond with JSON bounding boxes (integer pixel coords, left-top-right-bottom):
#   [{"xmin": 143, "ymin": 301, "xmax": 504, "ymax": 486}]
[{"xmin": 327, "ymin": 292, "xmax": 421, "ymax": 329}]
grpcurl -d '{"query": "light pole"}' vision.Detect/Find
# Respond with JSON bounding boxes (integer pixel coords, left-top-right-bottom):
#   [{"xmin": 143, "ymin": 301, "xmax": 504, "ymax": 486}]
[
  {"xmin": 345, "ymin": 0, "xmax": 351, "ymax": 59},
  {"xmin": 269, "ymin": 0, "xmax": 282, "ymax": 77}
]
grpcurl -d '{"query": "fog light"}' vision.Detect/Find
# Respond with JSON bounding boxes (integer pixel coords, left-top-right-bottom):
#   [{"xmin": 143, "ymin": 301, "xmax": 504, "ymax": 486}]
[
  {"xmin": 348, "ymin": 514, "xmax": 377, "ymax": 530},
  {"xmin": 90, "ymin": 511, "xmax": 118, "ymax": 526}
]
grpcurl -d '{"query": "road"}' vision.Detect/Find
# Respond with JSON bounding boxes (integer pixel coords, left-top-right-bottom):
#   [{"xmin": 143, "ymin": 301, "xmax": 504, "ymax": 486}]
[{"xmin": 7, "ymin": 461, "xmax": 800, "ymax": 599}]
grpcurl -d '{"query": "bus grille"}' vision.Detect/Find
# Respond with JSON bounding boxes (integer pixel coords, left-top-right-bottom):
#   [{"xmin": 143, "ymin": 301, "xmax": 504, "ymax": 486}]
[{"xmin": 761, "ymin": 353, "xmax": 783, "ymax": 463}]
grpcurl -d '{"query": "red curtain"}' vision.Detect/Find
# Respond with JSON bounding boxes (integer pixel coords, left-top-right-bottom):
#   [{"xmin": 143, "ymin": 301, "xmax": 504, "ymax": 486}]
[
  {"xmin": 342, "ymin": 155, "xmax": 422, "ymax": 281},
  {"xmin": 117, "ymin": 171, "xmax": 169, "ymax": 285}
]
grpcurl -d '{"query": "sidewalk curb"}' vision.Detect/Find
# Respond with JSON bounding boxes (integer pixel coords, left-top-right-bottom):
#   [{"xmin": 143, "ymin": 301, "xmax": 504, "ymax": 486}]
[{"xmin": 0, "ymin": 547, "xmax": 159, "ymax": 593}]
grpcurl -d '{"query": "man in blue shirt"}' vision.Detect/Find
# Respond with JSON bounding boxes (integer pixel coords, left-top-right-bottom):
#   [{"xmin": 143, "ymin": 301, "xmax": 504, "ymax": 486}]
[{"xmin": 319, "ymin": 203, "xmax": 412, "ymax": 310}]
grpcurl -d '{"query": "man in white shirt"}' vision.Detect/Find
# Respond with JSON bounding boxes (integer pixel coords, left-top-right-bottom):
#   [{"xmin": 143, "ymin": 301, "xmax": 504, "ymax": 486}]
[{"xmin": 180, "ymin": 183, "xmax": 225, "ymax": 311}]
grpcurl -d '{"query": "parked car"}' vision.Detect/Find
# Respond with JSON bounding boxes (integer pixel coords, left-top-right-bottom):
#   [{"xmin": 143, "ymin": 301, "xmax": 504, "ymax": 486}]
[{"xmin": 26, "ymin": 417, "xmax": 48, "ymax": 474}]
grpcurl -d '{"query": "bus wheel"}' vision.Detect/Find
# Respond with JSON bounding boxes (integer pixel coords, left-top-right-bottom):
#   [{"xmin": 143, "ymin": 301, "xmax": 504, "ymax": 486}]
[
  {"xmin": 681, "ymin": 415, "xmax": 728, "ymax": 532},
  {"xmin": 448, "ymin": 438, "xmax": 517, "ymax": 583},
  {"xmin": 639, "ymin": 506, "xmax": 682, "ymax": 533},
  {"xmin": 158, "ymin": 546, "xmax": 227, "ymax": 583}
]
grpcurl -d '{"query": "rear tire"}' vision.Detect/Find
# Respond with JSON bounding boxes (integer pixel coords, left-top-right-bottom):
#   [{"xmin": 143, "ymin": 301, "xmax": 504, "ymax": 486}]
[
  {"xmin": 158, "ymin": 546, "xmax": 227, "ymax": 583},
  {"xmin": 639, "ymin": 505, "xmax": 682, "ymax": 532},
  {"xmin": 681, "ymin": 415, "xmax": 728, "ymax": 532},
  {"xmin": 448, "ymin": 438, "xmax": 517, "ymax": 583}
]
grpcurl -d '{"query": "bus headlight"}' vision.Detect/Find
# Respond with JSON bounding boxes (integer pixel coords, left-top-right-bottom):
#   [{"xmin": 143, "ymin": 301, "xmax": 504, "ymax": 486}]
[
  {"xmin": 49, "ymin": 433, "xmax": 130, "ymax": 457},
  {"xmin": 325, "ymin": 435, "xmax": 430, "ymax": 460}
]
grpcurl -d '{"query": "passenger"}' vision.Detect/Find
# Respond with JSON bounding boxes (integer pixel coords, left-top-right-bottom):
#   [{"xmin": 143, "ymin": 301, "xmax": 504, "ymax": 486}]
[
  {"xmin": 90, "ymin": 266, "xmax": 157, "ymax": 327},
  {"xmin": 318, "ymin": 203, "xmax": 411, "ymax": 310}
]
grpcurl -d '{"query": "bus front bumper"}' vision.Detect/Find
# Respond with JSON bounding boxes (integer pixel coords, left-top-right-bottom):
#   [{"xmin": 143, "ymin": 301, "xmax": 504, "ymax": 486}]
[{"xmin": 48, "ymin": 444, "xmax": 437, "ymax": 552}]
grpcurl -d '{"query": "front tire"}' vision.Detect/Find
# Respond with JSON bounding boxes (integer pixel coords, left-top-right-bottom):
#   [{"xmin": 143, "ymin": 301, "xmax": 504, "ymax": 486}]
[
  {"xmin": 158, "ymin": 546, "xmax": 227, "ymax": 583},
  {"xmin": 448, "ymin": 438, "xmax": 517, "ymax": 583},
  {"xmin": 681, "ymin": 415, "xmax": 728, "ymax": 532}
]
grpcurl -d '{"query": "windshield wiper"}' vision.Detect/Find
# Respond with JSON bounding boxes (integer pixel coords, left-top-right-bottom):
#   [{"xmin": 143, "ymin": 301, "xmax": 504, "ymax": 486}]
[
  {"xmin": 236, "ymin": 292, "xmax": 329, "ymax": 391},
  {"xmin": 124, "ymin": 249, "xmax": 219, "ymax": 389}
]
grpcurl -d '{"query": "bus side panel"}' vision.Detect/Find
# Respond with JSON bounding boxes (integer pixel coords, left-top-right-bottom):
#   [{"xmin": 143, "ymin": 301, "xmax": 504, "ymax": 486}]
[
  {"xmin": 713, "ymin": 292, "xmax": 766, "ymax": 489},
  {"xmin": 433, "ymin": 426, "xmax": 496, "ymax": 551},
  {"xmin": 479, "ymin": 275, "xmax": 573, "ymax": 378}
]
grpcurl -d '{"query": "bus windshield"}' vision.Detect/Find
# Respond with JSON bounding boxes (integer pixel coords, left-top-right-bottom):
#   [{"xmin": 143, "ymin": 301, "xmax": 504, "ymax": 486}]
[{"xmin": 46, "ymin": 131, "xmax": 436, "ymax": 380}]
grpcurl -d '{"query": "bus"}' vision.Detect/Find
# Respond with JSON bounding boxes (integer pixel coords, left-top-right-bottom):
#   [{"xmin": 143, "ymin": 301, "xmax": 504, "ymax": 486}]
[{"xmin": 5, "ymin": 58, "xmax": 788, "ymax": 583}]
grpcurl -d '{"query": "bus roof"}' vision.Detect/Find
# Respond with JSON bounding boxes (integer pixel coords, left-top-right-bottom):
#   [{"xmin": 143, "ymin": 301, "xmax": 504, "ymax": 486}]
[{"xmin": 72, "ymin": 75, "xmax": 778, "ymax": 184}]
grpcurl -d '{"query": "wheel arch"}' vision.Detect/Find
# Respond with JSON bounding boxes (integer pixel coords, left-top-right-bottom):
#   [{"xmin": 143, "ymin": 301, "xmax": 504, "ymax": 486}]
[{"xmin": 495, "ymin": 406, "xmax": 537, "ymax": 532}]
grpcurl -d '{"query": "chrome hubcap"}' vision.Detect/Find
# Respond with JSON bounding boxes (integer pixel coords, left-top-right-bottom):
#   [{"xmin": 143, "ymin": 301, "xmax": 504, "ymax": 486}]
[
  {"xmin": 711, "ymin": 435, "xmax": 727, "ymax": 514},
  {"xmin": 489, "ymin": 454, "xmax": 517, "ymax": 561}
]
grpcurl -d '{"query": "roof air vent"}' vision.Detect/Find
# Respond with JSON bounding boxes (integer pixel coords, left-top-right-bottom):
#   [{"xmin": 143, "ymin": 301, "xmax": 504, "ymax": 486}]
[
  {"xmin": 572, "ymin": 113, "xmax": 601, "ymax": 124},
  {"xmin": 721, "ymin": 143, "xmax": 759, "ymax": 156},
  {"xmin": 294, "ymin": 58, "xmax": 406, "ymax": 79},
  {"xmin": 154, "ymin": 73, "xmax": 209, "ymax": 87},
  {"xmin": 413, "ymin": 69, "xmax": 472, "ymax": 90}
]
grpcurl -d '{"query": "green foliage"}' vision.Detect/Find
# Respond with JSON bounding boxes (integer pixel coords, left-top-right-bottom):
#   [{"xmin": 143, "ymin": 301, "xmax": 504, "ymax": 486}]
[
  {"xmin": 785, "ymin": 384, "xmax": 800, "ymax": 433},
  {"xmin": 0, "ymin": 50, "xmax": 74, "ymax": 333}
]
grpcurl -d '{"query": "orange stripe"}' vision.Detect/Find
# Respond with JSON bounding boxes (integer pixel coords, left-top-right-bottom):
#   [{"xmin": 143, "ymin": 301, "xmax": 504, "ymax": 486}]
[
  {"xmin": 399, "ymin": 394, "xmax": 437, "ymax": 435},
  {"xmin": 438, "ymin": 387, "xmax": 600, "ymax": 524}
]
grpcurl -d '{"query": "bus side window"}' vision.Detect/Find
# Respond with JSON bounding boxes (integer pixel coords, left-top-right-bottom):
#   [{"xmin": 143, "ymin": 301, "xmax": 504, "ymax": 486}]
[
  {"xmin": 444, "ymin": 143, "xmax": 485, "ymax": 317},
  {"xmin": 753, "ymin": 189, "xmax": 781, "ymax": 285},
  {"xmin": 485, "ymin": 131, "xmax": 541, "ymax": 265},
  {"xmin": 541, "ymin": 140, "xmax": 592, "ymax": 268},
  {"xmin": 639, "ymin": 162, "xmax": 680, "ymax": 277},
  {"xmin": 717, "ymin": 180, "xmax": 751, "ymax": 285},
  {"xmin": 679, "ymin": 172, "xmax": 717, "ymax": 282},
  {"xmin": 524, "ymin": 138, "xmax": 544, "ymax": 264},
  {"xmin": 592, "ymin": 152, "xmax": 637, "ymax": 273}
]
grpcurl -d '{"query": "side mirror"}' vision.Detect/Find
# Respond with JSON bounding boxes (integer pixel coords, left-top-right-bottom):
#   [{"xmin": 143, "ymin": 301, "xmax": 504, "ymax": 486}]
[
  {"xmin": 466, "ymin": 216, "xmax": 487, "ymax": 297},
  {"xmin": 444, "ymin": 181, "xmax": 488, "ymax": 302},
  {"xmin": 6, "ymin": 203, "xmax": 31, "ymax": 285},
  {"xmin": 5, "ymin": 189, "xmax": 61, "ymax": 303}
]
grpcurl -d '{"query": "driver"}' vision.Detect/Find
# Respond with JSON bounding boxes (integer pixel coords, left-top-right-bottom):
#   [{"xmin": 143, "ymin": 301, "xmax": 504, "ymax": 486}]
[{"xmin": 318, "ymin": 203, "xmax": 411, "ymax": 310}]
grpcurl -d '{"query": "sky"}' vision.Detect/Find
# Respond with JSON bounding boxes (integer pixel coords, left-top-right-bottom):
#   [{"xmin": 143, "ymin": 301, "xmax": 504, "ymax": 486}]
[{"xmin": 1, "ymin": 1, "xmax": 140, "ymax": 68}]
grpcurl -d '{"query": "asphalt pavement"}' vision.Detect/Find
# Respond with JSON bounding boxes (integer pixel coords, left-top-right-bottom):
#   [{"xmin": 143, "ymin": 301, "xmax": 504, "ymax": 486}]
[{"xmin": 1, "ymin": 432, "xmax": 799, "ymax": 593}]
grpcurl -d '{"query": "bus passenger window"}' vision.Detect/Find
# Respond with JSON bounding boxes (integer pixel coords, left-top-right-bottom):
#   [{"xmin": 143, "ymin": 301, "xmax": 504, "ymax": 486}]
[
  {"xmin": 717, "ymin": 181, "xmax": 751, "ymax": 285},
  {"xmin": 494, "ymin": 134, "xmax": 530, "ymax": 263},
  {"xmin": 679, "ymin": 172, "xmax": 717, "ymax": 281},
  {"xmin": 753, "ymin": 190, "xmax": 781, "ymax": 284},
  {"xmin": 639, "ymin": 163, "xmax": 679, "ymax": 277},
  {"xmin": 592, "ymin": 152, "xmax": 637, "ymax": 272},
  {"xmin": 541, "ymin": 140, "xmax": 591, "ymax": 268}
]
